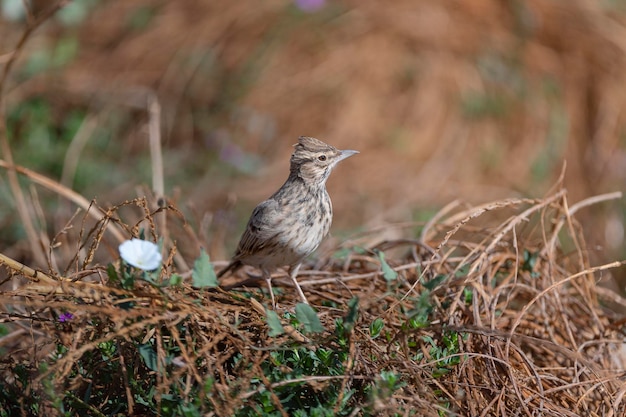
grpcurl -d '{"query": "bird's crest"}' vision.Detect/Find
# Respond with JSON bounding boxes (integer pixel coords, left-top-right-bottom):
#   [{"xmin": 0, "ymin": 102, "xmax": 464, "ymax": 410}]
[{"xmin": 294, "ymin": 136, "xmax": 336, "ymax": 154}]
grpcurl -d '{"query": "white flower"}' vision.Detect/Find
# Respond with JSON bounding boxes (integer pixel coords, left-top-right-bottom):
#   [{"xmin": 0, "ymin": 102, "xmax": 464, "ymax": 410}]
[{"xmin": 119, "ymin": 238, "xmax": 162, "ymax": 271}]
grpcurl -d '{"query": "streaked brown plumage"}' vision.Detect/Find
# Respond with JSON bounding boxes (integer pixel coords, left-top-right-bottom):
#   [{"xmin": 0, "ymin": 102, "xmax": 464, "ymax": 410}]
[{"xmin": 218, "ymin": 136, "xmax": 358, "ymax": 306}]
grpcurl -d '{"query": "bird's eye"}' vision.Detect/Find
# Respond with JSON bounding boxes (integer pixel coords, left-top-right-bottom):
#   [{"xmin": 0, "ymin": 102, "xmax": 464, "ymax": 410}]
[{"xmin": 318, "ymin": 155, "xmax": 327, "ymax": 161}]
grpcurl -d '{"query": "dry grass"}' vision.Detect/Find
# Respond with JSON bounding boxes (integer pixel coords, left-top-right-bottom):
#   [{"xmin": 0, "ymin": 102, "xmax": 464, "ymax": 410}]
[{"xmin": 1, "ymin": 182, "xmax": 625, "ymax": 416}]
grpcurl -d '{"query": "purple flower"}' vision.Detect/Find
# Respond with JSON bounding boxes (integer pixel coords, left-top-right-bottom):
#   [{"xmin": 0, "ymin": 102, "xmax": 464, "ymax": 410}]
[
  {"xmin": 59, "ymin": 312, "xmax": 74, "ymax": 323},
  {"xmin": 294, "ymin": 0, "xmax": 326, "ymax": 12},
  {"xmin": 219, "ymin": 143, "xmax": 245, "ymax": 165}
]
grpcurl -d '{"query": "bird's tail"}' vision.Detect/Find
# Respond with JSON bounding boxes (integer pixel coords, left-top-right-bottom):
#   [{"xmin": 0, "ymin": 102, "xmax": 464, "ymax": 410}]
[{"xmin": 216, "ymin": 260, "xmax": 242, "ymax": 279}]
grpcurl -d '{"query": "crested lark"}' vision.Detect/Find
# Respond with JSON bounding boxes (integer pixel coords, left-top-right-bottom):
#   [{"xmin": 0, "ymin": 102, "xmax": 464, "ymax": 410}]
[{"xmin": 217, "ymin": 136, "xmax": 358, "ymax": 306}]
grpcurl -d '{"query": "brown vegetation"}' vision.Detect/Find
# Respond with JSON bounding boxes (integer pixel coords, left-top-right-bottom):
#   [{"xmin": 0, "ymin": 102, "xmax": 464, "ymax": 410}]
[
  {"xmin": 1, "ymin": 185, "xmax": 625, "ymax": 415},
  {"xmin": 1, "ymin": 1, "xmax": 626, "ymax": 415}
]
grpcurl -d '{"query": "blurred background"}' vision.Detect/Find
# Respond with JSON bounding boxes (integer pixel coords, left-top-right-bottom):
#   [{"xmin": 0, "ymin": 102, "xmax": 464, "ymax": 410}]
[{"xmin": 0, "ymin": 0, "xmax": 625, "ymax": 278}]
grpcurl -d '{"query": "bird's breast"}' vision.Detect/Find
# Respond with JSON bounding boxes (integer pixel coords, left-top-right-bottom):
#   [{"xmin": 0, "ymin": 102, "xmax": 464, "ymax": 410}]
[{"xmin": 238, "ymin": 186, "xmax": 333, "ymax": 270}]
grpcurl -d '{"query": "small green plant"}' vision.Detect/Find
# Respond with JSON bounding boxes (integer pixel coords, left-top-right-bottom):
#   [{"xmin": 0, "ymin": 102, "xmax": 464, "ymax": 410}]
[
  {"xmin": 423, "ymin": 330, "xmax": 464, "ymax": 378},
  {"xmin": 294, "ymin": 303, "xmax": 325, "ymax": 333},
  {"xmin": 192, "ymin": 248, "xmax": 218, "ymax": 288},
  {"xmin": 521, "ymin": 249, "xmax": 540, "ymax": 277},
  {"xmin": 369, "ymin": 317, "xmax": 384, "ymax": 339},
  {"xmin": 404, "ymin": 291, "xmax": 433, "ymax": 330},
  {"xmin": 377, "ymin": 250, "xmax": 398, "ymax": 283},
  {"xmin": 236, "ymin": 343, "xmax": 354, "ymax": 417}
]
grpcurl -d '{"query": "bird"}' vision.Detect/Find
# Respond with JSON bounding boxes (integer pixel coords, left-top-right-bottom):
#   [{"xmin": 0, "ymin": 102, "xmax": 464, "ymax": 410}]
[{"xmin": 217, "ymin": 136, "xmax": 358, "ymax": 306}]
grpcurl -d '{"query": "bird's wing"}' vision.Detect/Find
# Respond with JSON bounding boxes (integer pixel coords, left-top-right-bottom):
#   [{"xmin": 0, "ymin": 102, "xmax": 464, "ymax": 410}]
[{"xmin": 235, "ymin": 199, "xmax": 283, "ymax": 257}]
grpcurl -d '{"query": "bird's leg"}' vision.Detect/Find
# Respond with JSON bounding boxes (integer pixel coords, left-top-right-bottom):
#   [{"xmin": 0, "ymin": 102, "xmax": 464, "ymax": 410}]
[
  {"xmin": 262, "ymin": 268, "xmax": 276, "ymax": 308},
  {"xmin": 288, "ymin": 263, "xmax": 308, "ymax": 304}
]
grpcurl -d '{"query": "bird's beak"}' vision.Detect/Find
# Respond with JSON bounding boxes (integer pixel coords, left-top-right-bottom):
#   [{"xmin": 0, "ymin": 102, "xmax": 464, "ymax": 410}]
[{"xmin": 337, "ymin": 149, "xmax": 359, "ymax": 162}]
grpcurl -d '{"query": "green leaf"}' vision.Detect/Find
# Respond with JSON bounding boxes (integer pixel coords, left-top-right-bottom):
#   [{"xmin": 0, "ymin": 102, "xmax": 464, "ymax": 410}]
[
  {"xmin": 192, "ymin": 249, "xmax": 218, "ymax": 288},
  {"xmin": 106, "ymin": 263, "xmax": 118, "ymax": 282},
  {"xmin": 139, "ymin": 343, "xmax": 158, "ymax": 372},
  {"xmin": 423, "ymin": 274, "xmax": 446, "ymax": 291},
  {"xmin": 295, "ymin": 303, "xmax": 325, "ymax": 334},
  {"xmin": 266, "ymin": 309, "xmax": 285, "ymax": 337},
  {"xmin": 204, "ymin": 376, "xmax": 215, "ymax": 393},
  {"xmin": 168, "ymin": 273, "xmax": 183, "ymax": 286},
  {"xmin": 522, "ymin": 248, "xmax": 541, "ymax": 278},
  {"xmin": 463, "ymin": 287, "xmax": 473, "ymax": 304},
  {"xmin": 343, "ymin": 297, "xmax": 359, "ymax": 334},
  {"xmin": 377, "ymin": 251, "xmax": 397, "ymax": 282},
  {"xmin": 370, "ymin": 317, "xmax": 384, "ymax": 339},
  {"xmin": 141, "ymin": 270, "xmax": 158, "ymax": 285}
]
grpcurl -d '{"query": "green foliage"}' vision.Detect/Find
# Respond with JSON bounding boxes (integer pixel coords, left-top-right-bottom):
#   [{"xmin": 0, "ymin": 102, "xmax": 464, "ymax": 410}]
[
  {"xmin": 266, "ymin": 308, "xmax": 285, "ymax": 336},
  {"xmin": 377, "ymin": 250, "xmax": 398, "ymax": 282},
  {"xmin": 422, "ymin": 330, "xmax": 464, "ymax": 378},
  {"xmin": 378, "ymin": 370, "xmax": 406, "ymax": 394},
  {"xmin": 342, "ymin": 297, "xmax": 359, "ymax": 334},
  {"xmin": 236, "ymin": 345, "xmax": 354, "ymax": 417},
  {"xmin": 369, "ymin": 317, "xmax": 384, "ymax": 339},
  {"xmin": 107, "ymin": 264, "xmax": 135, "ymax": 289},
  {"xmin": 463, "ymin": 287, "xmax": 473, "ymax": 304},
  {"xmin": 192, "ymin": 249, "xmax": 218, "ymax": 288},
  {"xmin": 521, "ymin": 249, "xmax": 540, "ymax": 277},
  {"xmin": 0, "ymin": 362, "xmax": 43, "ymax": 416},
  {"xmin": 0, "ymin": 232, "xmax": 461, "ymax": 417},
  {"xmin": 404, "ymin": 291, "xmax": 434, "ymax": 329},
  {"xmin": 422, "ymin": 274, "xmax": 446, "ymax": 291},
  {"xmin": 295, "ymin": 303, "xmax": 325, "ymax": 334},
  {"xmin": 168, "ymin": 273, "xmax": 183, "ymax": 286},
  {"xmin": 107, "ymin": 262, "xmax": 135, "ymax": 291},
  {"xmin": 6, "ymin": 98, "xmax": 84, "ymax": 177},
  {"xmin": 138, "ymin": 343, "xmax": 159, "ymax": 372},
  {"xmin": 0, "ymin": 278, "xmax": 464, "ymax": 416}
]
